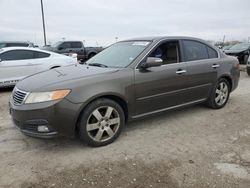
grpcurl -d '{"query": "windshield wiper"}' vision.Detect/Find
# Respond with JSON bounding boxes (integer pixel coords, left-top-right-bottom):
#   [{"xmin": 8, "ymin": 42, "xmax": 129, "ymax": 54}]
[{"xmin": 88, "ymin": 63, "xmax": 108, "ymax": 68}]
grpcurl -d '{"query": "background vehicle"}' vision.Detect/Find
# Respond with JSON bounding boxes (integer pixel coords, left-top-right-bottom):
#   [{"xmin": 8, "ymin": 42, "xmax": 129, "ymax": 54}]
[
  {"xmin": 41, "ymin": 41, "xmax": 103, "ymax": 62},
  {"xmin": 0, "ymin": 47, "xmax": 77, "ymax": 87},
  {"xmin": 9, "ymin": 37, "xmax": 240, "ymax": 147},
  {"xmin": 224, "ymin": 43, "xmax": 250, "ymax": 64},
  {"xmin": 222, "ymin": 45, "xmax": 233, "ymax": 51},
  {"xmin": 0, "ymin": 41, "xmax": 35, "ymax": 48},
  {"xmin": 247, "ymin": 57, "xmax": 250, "ymax": 76}
]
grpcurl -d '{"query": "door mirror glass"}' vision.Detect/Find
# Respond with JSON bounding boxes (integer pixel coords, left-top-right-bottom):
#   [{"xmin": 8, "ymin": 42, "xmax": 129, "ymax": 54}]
[{"xmin": 140, "ymin": 57, "xmax": 163, "ymax": 69}]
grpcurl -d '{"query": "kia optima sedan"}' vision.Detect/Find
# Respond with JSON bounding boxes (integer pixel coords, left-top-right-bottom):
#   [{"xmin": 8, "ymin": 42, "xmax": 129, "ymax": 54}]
[
  {"xmin": 0, "ymin": 47, "xmax": 77, "ymax": 87},
  {"xmin": 9, "ymin": 37, "xmax": 240, "ymax": 147}
]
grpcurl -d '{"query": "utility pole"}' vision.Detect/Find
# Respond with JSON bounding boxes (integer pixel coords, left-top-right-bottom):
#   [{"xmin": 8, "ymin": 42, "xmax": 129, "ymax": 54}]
[
  {"xmin": 222, "ymin": 35, "xmax": 226, "ymax": 45},
  {"xmin": 40, "ymin": 0, "xmax": 47, "ymax": 46}
]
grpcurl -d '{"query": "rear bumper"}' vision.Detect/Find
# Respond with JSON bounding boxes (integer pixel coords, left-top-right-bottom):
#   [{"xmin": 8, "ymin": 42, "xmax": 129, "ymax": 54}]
[{"xmin": 9, "ymin": 98, "xmax": 83, "ymax": 139}]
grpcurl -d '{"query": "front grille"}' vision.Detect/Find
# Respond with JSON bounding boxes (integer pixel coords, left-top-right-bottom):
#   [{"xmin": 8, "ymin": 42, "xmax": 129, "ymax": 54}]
[{"xmin": 12, "ymin": 88, "xmax": 28, "ymax": 105}]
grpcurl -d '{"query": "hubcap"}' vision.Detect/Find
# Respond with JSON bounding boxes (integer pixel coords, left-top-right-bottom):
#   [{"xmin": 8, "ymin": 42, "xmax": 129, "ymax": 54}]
[
  {"xmin": 86, "ymin": 106, "xmax": 120, "ymax": 142},
  {"xmin": 215, "ymin": 82, "xmax": 228, "ymax": 106}
]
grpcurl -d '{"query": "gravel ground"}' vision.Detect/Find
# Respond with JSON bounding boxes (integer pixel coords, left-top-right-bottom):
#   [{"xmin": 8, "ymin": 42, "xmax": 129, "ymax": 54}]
[{"xmin": 0, "ymin": 72, "xmax": 250, "ymax": 188}]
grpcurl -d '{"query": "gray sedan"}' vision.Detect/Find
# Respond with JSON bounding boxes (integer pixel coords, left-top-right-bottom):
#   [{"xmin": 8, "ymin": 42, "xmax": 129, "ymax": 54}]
[{"xmin": 9, "ymin": 36, "xmax": 240, "ymax": 147}]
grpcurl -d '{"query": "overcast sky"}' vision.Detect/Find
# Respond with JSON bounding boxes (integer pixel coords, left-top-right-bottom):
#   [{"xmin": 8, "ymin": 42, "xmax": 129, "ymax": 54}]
[{"xmin": 0, "ymin": 0, "xmax": 249, "ymax": 46}]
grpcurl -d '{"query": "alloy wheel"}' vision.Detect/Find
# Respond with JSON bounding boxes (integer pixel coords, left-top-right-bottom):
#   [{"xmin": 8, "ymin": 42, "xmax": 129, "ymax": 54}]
[
  {"xmin": 86, "ymin": 106, "xmax": 120, "ymax": 142},
  {"xmin": 215, "ymin": 82, "xmax": 229, "ymax": 106}
]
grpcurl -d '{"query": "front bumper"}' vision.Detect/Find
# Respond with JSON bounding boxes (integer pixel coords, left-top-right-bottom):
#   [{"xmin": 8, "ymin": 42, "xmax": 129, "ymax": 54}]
[{"xmin": 9, "ymin": 98, "xmax": 83, "ymax": 139}]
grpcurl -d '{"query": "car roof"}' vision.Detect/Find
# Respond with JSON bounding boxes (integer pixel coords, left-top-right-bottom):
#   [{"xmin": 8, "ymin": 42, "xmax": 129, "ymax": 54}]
[
  {"xmin": 1, "ymin": 47, "xmax": 50, "ymax": 53},
  {"xmin": 121, "ymin": 36, "xmax": 208, "ymax": 43}
]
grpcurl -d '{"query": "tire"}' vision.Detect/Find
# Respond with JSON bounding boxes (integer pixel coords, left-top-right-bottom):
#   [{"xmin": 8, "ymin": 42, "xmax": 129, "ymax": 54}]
[
  {"xmin": 50, "ymin": 66, "xmax": 60, "ymax": 69},
  {"xmin": 247, "ymin": 67, "xmax": 250, "ymax": 76},
  {"xmin": 206, "ymin": 78, "xmax": 230, "ymax": 109},
  {"xmin": 78, "ymin": 98, "xmax": 125, "ymax": 147},
  {"xmin": 243, "ymin": 55, "xmax": 249, "ymax": 65}
]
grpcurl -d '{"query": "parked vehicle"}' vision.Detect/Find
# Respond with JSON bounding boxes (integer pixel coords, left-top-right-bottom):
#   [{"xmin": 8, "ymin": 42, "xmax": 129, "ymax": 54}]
[
  {"xmin": 41, "ymin": 41, "xmax": 103, "ymax": 62},
  {"xmin": 247, "ymin": 57, "xmax": 250, "ymax": 76},
  {"xmin": 0, "ymin": 41, "xmax": 35, "ymax": 48},
  {"xmin": 0, "ymin": 47, "xmax": 77, "ymax": 87},
  {"xmin": 222, "ymin": 45, "xmax": 233, "ymax": 51},
  {"xmin": 224, "ymin": 43, "xmax": 250, "ymax": 64},
  {"xmin": 9, "ymin": 37, "xmax": 240, "ymax": 147}
]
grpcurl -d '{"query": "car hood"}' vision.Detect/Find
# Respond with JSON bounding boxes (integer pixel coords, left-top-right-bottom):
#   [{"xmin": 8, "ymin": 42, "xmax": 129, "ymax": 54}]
[
  {"xmin": 16, "ymin": 64, "xmax": 119, "ymax": 91},
  {"xmin": 224, "ymin": 49, "xmax": 246, "ymax": 54}
]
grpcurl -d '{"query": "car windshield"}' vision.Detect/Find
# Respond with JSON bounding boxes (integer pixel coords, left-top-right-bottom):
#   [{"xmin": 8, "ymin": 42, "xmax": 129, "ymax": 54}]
[
  {"xmin": 0, "ymin": 43, "xmax": 6, "ymax": 48},
  {"xmin": 51, "ymin": 41, "xmax": 63, "ymax": 48},
  {"xmin": 230, "ymin": 43, "xmax": 250, "ymax": 51},
  {"xmin": 86, "ymin": 41, "xmax": 151, "ymax": 68}
]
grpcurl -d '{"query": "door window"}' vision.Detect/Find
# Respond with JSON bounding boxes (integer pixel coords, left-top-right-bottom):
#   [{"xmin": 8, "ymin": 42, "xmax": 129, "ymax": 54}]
[
  {"xmin": 182, "ymin": 40, "xmax": 209, "ymax": 61},
  {"xmin": 149, "ymin": 41, "xmax": 180, "ymax": 64},
  {"xmin": 60, "ymin": 42, "xmax": 71, "ymax": 49},
  {"xmin": 1, "ymin": 50, "xmax": 34, "ymax": 61},
  {"xmin": 71, "ymin": 42, "xmax": 82, "ymax": 48}
]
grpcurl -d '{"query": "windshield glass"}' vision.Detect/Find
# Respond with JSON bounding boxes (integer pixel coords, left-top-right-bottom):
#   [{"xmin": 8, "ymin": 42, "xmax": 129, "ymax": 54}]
[
  {"xmin": 51, "ymin": 41, "xmax": 63, "ymax": 48},
  {"xmin": 0, "ymin": 43, "xmax": 6, "ymax": 48},
  {"xmin": 230, "ymin": 43, "xmax": 250, "ymax": 51},
  {"xmin": 86, "ymin": 41, "xmax": 151, "ymax": 68}
]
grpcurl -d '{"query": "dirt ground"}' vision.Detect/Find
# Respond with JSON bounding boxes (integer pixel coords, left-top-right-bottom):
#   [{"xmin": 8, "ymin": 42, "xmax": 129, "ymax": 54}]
[{"xmin": 0, "ymin": 72, "xmax": 250, "ymax": 188}]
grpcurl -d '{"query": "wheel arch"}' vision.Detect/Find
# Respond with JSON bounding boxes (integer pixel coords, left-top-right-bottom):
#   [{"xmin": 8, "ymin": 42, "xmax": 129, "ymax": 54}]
[
  {"xmin": 75, "ymin": 93, "xmax": 129, "ymax": 133},
  {"xmin": 218, "ymin": 74, "xmax": 233, "ymax": 92}
]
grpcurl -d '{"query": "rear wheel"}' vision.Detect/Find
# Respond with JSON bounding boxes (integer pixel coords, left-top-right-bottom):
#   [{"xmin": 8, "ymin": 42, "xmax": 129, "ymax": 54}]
[
  {"xmin": 78, "ymin": 98, "xmax": 125, "ymax": 147},
  {"xmin": 206, "ymin": 78, "xmax": 230, "ymax": 109}
]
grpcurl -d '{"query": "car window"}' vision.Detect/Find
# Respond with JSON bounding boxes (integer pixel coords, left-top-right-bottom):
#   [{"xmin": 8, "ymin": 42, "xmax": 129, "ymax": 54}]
[
  {"xmin": 0, "ymin": 50, "xmax": 34, "ymax": 61},
  {"xmin": 207, "ymin": 46, "xmax": 218, "ymax": 59},
  {"xmin": 0, "ymin": 43, "xmax": 7, "ymax": 48},
  {"xmin": 183, "ymin": 40, "xmax": 209, "ymax": 61},
  {"xmin": 34, "ymin": 51, "xmax": 50, "ymax": 58},
  {"xmin": 71, "ymin": 42, "xmax": 82, "ymax": 48},
  {"xmin": 7, "ymin": 43, "xmax": 29, "ymax": 47},
  {"xmin": 60, "ymin": 42, "xmax": 71, "ymax": 49},
  {"xmin": 149, "ymin": 41, "xmax": 179, "ymax": 64}
]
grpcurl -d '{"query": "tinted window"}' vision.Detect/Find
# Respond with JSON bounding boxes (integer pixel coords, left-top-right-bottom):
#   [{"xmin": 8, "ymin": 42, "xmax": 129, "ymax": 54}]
[
  {"xmin": 60, "ymin": 42, "xmax": 71, "ymax": 49},
  {"xmin": 149, "ymin": 41, "xmax": 179, "ymax": 64},
  {"xmin": 71, "ymin": 42, "xmax": 82, "ymax": 48},
  {"xmin": 183, "ymin": 40, "xmax": 208, "ymax": 61},
  {"xmin": 34, "ymin": 51, "xmax": 50, "ymax": 58},
  {"xmin": 1, "ymin": 50, "xmax": 34, "ymax": 61},
  {"xmin": 7, "ymin": 43, "xmax": 29, "ymax": 47},
  {"xmin": 207, "ymin": 46, "xmax": 218, "ymax": 58}
]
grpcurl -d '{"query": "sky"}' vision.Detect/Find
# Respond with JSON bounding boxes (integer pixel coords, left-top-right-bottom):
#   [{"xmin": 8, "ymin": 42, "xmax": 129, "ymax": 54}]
[{"xmin": 0, "ymin": 0, "xmax": 249, "ymax": 46}]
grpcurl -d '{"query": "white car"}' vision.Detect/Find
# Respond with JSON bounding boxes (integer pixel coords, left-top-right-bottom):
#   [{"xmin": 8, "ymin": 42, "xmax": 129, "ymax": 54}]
[{"xmin": 0, "ymin": 47, "xmax": 77, "ymax": 87}]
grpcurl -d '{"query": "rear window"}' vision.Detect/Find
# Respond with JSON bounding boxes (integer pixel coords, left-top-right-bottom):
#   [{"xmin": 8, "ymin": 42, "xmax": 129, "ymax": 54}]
[
  {"xmin": 207, "ymin": 46, "xmax": 218, "ymax": 59},
  {"xmin": 7, "ymin": 43, "xmax": 29, "ymax": 47}
]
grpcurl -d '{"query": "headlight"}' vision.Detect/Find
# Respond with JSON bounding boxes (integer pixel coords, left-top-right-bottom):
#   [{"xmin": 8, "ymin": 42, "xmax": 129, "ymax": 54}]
[{"xmin": 25, "ymin": 89, "xmax": 71, "ymax": 104}]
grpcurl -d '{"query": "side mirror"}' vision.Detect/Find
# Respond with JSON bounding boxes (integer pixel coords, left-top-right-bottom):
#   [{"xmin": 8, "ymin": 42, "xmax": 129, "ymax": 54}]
[
  {"xmin": 58, "ymin": 46, "xmax": 64, "ymax": 50},
  {"xmin": 140, "ymin": 57, "xmax": 163, "ymax": 69}
]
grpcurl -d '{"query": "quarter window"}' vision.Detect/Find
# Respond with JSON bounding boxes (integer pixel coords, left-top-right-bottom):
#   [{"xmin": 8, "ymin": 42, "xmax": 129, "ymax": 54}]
[
  {"xmin": 34, "ymin": 51, "xmax": 50, "ymax": 58},
  {"xmin": 183, "ymin": 40, "xmax": 208, "ymax": 61}
]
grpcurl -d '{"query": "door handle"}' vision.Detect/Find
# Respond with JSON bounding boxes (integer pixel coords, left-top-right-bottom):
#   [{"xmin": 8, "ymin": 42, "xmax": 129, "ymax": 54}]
[
  {"xmin": 212, "ymin": 64, "xmax": 220, "ymax": 68},
  {"xmin": 176, "ymin": 69, "xmax": 187, "ymax": 74}
]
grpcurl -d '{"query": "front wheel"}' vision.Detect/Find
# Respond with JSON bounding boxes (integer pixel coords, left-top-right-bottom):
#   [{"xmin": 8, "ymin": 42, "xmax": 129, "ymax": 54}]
[
  {"xmin": 78, "ymin": 98, "xmax": 125, "ymax": 147},
  {"xmin": 247, "ymin": 67, "xmax": 250, "ymax": 76},
  {"xmin": 206, "ymin": 78, "xmax": 230, "ymax": 109}
]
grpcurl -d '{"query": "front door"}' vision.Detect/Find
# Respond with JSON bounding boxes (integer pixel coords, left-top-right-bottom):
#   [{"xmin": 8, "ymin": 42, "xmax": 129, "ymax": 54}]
[{"xmin": 134, "ymin": 40, "xmax": 189, "ymax": 116}]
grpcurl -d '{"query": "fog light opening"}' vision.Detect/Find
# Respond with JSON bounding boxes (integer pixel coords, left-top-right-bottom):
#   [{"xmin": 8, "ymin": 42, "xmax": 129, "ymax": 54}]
[{"xmin": 37, "ymin": 125, "xmax": 50, "ymax": 133}]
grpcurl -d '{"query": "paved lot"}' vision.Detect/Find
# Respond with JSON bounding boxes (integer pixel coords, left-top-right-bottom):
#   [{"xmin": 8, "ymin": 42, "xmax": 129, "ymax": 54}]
[{"xmin": 0, "ymin": 72, "xmax": 250, "ymax": 188}]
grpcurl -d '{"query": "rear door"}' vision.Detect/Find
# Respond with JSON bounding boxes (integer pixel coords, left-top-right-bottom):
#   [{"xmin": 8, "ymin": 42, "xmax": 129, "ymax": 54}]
[
  {"xmin": 0, "ymin": 50, "xmax": 37, "ymax": 86},
  {"xmin": 181, "ymin": 40, "xmax": 219, "ymax": 102},
  {"xmin": 134, "ymin": 40, "xmax": 190, "ymax": 116}
]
